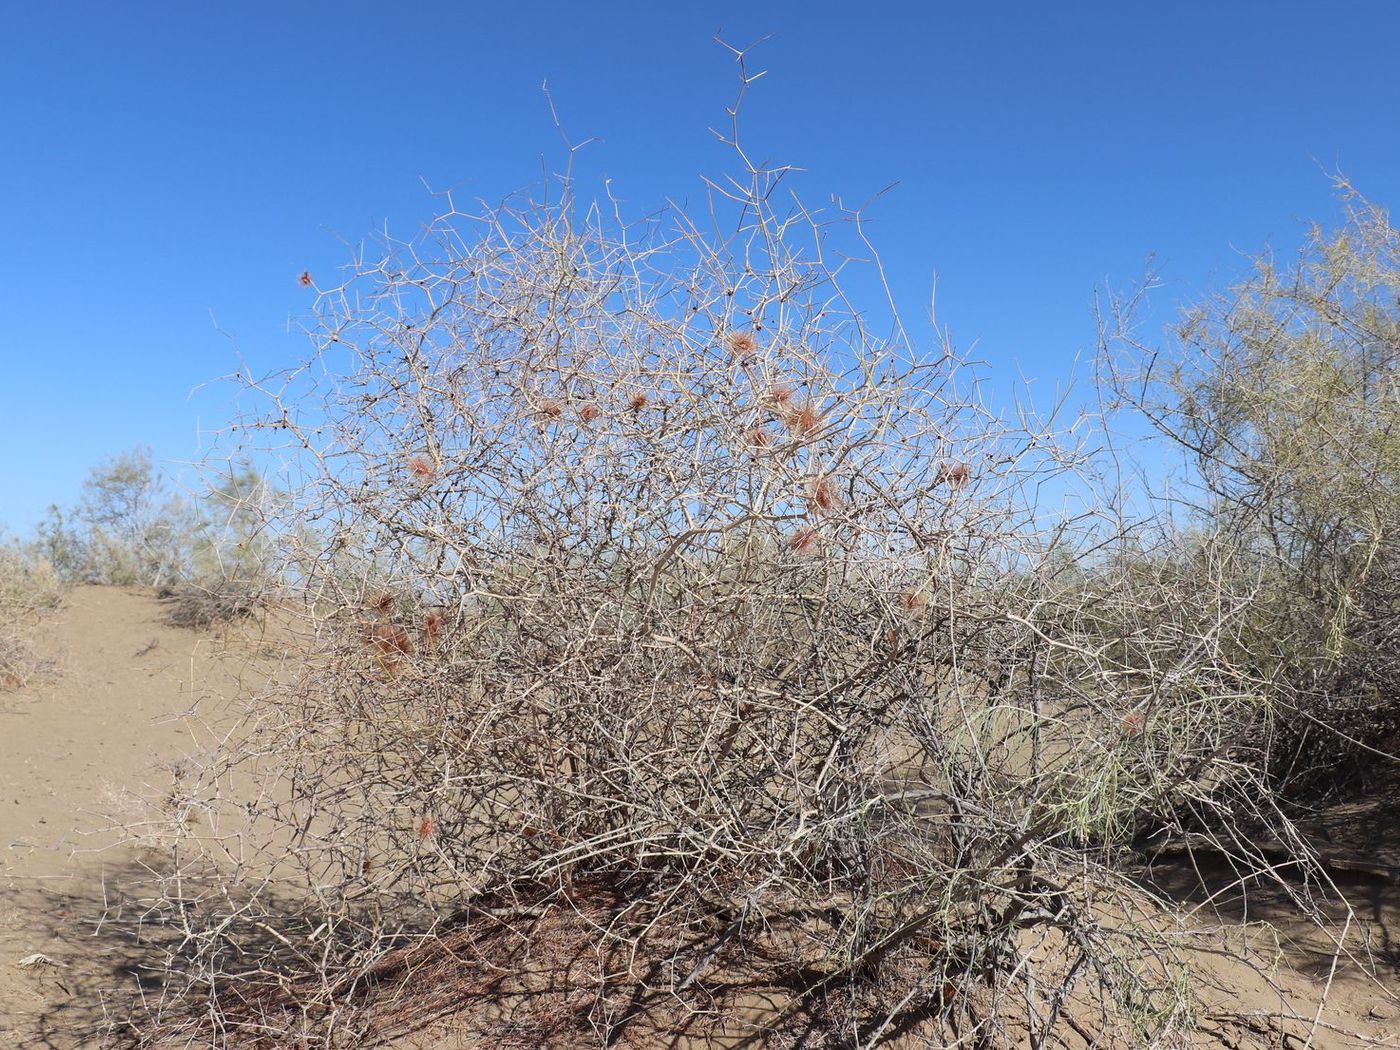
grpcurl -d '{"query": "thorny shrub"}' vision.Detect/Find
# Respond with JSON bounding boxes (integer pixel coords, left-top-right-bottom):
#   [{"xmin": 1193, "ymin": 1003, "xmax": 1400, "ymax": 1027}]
[{"xmin": 120, "ymin": 60, "xmax": 1349, "ymax": 1049}]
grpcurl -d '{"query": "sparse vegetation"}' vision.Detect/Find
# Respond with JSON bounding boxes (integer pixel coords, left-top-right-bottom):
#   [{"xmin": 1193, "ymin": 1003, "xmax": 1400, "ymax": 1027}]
[
  {"xmin": 0, "ymin": 540, "xmax": 62, "ymax": 689},
  {"xmin": 155, "ymin": 578, "xmax": 264, "ymax": 630},
  {"xmin": 34, "ymin": 446, "xmax": 196, "ymax": 587},
  {"xmin": 32, "ymin": 447, "xmax": 277, "ymax": 628}
]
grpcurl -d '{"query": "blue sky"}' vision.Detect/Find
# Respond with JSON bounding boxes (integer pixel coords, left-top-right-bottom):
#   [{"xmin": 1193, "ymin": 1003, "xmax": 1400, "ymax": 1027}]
[{"xmin": 2, "ymin": 1, "xmax": 1398, "ymax": 532}]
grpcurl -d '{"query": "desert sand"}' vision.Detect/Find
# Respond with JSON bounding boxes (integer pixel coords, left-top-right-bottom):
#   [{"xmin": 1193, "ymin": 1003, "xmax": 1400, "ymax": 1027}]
[
  {"xmin": 2, "ymin": 587, "xmax": 1399, "ymax": 1048},
  {"xmin": 0, "ymin": 587, "xmax": 251, "ymax": 1049}
]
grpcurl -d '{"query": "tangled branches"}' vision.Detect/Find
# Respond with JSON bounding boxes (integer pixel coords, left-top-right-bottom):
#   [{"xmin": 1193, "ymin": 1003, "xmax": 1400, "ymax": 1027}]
[{"xmin": 119, "ymin": 64, "xmax": 1341, "ymax": 1050}]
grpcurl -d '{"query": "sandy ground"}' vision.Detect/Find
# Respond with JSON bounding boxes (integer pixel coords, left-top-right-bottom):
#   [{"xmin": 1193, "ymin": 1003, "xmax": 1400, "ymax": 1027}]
[
  {"xmin": 0, "ymin": 587, "xmax": 252, "ymax": 1049},
  {"xmin": 1, "ymin": 586, "xmax": 1398, "ymax": 1048}
]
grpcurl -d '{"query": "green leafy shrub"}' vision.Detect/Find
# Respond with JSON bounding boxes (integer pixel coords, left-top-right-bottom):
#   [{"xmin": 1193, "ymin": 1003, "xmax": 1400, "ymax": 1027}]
[{"xmin": 1103, "ymin": 183, "xmax": 1400, "ymax": 798}]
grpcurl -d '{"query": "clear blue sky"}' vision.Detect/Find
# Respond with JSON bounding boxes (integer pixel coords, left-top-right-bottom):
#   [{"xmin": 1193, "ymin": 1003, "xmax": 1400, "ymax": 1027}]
[{"xmin": 3, "ymin": 1, "xmax": 1398, "ymax": 533}]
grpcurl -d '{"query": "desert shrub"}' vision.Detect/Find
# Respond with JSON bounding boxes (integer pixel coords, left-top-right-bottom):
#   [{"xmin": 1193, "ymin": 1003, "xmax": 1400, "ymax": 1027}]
[
  {"xmin": 35, "ymin": 447, "xmax": 198, "ymax": 587},
  {"xmin": 152, "ymin": 459, "xmax": 278, "ymax": 629},
  {"xmin": 1102, "ymin": 184, "xmax": 1400, "ymax": 799},
  {"xmin": 157, "ymin": 579, "xmax": 264, "ymax": 630},
  {"xmin": 190, "ymin": 458, "xmax": 278, "ymax": 583},
  {"xmin": 31, "ymin": 504, "xmax": 88, "ymax": 581},
  {"xmin": 125, "ymin": 71, "xmax": 1322, "ymax": 1049},
  {"xmin": 0, "ymin": 541, "xmax": 63, "ymax": 688},
  {"xmin": 35, "ymin": 449, "xmax": 282, "ymax": 616}
]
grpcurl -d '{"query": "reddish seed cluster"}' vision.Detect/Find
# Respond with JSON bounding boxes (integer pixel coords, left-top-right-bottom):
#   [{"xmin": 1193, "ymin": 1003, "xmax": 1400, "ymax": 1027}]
[
  {"xmin": 424, "ymin": 610, "xmax": 444, "ymax": 644},
  {"xmin": 727, "ymin": 330, "xmax": 758, "ymax": 361},
  {"xmin": 937, "ymin": 462, "xmax": 972, "ymax": 487},
  {"xmin": 371, "ymin": 592, "xmax": 395, "ymax": 613},
  {"xmin": 787, "ymin": 402, "xmax": 821, "ymax": 438},
  {"xmin": 1122, "ymin": 711, "xmax": 1145, "ymax": 737},
  {"xmin": 746, "ymin": 426, "xmax": 773, "ymax": 449},
  {"xmin": 628, "ymin": 391, "xmax": 649, "ymax": 412},
  {"xmin": 789, "ymin": 527, "xmax": 821, "ymax": 556},
  {"xmin": 417, "ymin": 816, "xmax": 437, "ymax": 841},
  {"xmin": 298, "ymin": 270, "xmax": 313, "ymax": 288},
  {"xmin": 539, "ymin": 399, "xmax": 564, "ymax": 420},
  {"xmin": 807, "ymin": 477, "xmax": 842, "ymax": 515},
  {"xmin": 367, "ymin": 621, "xmax": 413, "ymax": 676},
  {"xmin": 768, "ymin": 384, "xmax": 795, "ymax": 407},
  {"xmin": 370, "ymin": 623, "xmax": 413, "ymax": 657},
  {"xmin": 901, "ymin": 590, "xmax": 927, "ymax": 613},
  {"xmin": 578, "ymin": 403, "xmax": 602, "ymax": 424},
  {"xmin": 407, "ymin": 455, "xmax": 434, "ymax": 479}
]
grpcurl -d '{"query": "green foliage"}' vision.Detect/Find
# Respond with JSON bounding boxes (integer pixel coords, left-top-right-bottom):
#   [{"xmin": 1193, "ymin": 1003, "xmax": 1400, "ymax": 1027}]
[
  {"xmin": 192, "ymin": 458, "xmax": 278, "ymax": 584},
  {"xmin": 1109, "ymin": 184, "xmax": 1400, "ymax": 795},
  {"xmin": 32, "ymin": 504, "xmax": 88, "ymax": 582},
  {"xmin": 1168, "ymin": 194, "xmax": 1398, "ymax": 575},
  {"xmin": 34, "ymin": 446, "xmax": 195, "ymax": 586},
  {"xmin": 34, "ymin": 448, "xmax": 280, "ymax": 600}
]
